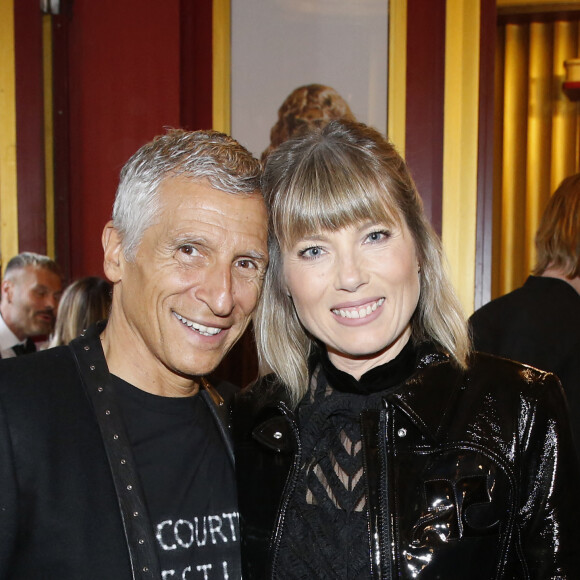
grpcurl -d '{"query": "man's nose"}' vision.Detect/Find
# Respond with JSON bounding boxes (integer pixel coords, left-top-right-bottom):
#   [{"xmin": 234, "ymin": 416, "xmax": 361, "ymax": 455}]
[
  {"xmin": 196, "ymin": 265, "xmax": 235, "ymax": 317},
  {"xmin": 46, "ymin": 293, "xmax": 59, "ymax": 311}
]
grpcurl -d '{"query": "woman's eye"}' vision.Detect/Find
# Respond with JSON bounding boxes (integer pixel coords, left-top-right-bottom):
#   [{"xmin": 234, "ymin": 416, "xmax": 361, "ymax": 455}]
[
  {"xmin": 366, "ymin": 230, "xmax": 390, "ymax": 243},
  {"xmin": 299, "ymin": 246, "xmax": 324, "ymax": 259}
]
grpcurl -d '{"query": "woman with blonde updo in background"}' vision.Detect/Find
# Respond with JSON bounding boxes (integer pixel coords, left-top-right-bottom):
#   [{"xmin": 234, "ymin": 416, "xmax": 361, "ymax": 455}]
[
  {"xmin": 49, "ymin": 276, "xmax": 112, "ymax": 347},
  {"xmin": 261, "ymin": 84, "xmax": 356, "ymax": 162}
]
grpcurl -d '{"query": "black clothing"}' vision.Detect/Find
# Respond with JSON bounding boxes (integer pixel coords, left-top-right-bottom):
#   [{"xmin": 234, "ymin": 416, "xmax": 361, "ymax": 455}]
[
  {"xmin": 0, "ymin": 323, "xmax": 237, "ymax": 579},
  {"xmin": 469, "ymin": 275, "xmax": 580, "ymax": 445},
  {"xmin": 11, "ymin": 338, "xmax": 36, "ymax": 356},
  {"xmin": 113, "ymin": 375, "xmax": 242, "ymax": 579},
  {"xmin": 233, "ymin": 345, "xmax": 580, "ymax": 579},
  {"xmin": 277, "ymin": 342, "xmax": 419, "ymax": 579}
]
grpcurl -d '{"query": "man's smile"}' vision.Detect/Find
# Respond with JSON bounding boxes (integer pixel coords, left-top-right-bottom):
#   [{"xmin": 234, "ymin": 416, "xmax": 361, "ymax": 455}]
[{"xmin": 173, "ymin": 312, "xmax": 223, "ymax": 336}]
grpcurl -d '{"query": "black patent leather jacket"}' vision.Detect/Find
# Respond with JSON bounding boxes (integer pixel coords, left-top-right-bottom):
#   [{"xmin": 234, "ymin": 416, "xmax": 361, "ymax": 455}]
[{"xmin": 232, "ymin": 349, "xmax": 580, "ymax": 579}]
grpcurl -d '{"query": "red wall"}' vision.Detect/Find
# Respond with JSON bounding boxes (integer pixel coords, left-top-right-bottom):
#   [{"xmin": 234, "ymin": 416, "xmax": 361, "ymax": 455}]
[{"xmin": 66, "ymin": 0, "xmax": 181, "ymax": 279}]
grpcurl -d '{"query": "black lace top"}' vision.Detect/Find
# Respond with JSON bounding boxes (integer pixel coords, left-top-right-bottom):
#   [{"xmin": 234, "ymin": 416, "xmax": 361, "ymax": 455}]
[{"xmin": 276, "ymin": 341, "xmax": 420, "ymax": 579}]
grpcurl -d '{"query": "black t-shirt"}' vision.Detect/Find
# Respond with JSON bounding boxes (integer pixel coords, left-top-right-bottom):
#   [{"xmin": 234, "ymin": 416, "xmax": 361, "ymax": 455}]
[{"xmin": 112, "ymin": 375, "xmax": 241, "ymax": 580}]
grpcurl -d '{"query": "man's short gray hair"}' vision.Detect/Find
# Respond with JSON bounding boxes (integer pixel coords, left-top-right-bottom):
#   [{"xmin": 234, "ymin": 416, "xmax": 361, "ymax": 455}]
[
  {"xmin": 112, "ymin": 128, "xmax": 262, "ymax": 261},
  {"xmin": 4, "ymin": 252, "xmax": 61, "ymax": 280}
]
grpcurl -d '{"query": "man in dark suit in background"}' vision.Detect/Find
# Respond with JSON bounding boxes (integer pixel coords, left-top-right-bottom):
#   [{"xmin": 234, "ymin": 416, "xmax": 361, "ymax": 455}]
[
  {"xmin": 0, "ymin": 252, "xmax": 62, "ymax": 358},
  {"xmin": 470, "ymin": 173, "xmax": 580, "ymax": 447}
]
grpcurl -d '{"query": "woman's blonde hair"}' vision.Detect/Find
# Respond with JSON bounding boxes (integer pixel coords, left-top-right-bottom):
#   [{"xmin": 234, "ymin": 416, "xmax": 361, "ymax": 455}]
[
  {"xmin": 256, "ymin": 120, "xmax": 470, "ymax": 406},
  {"xmin": 533, "ymin": 172, "xmax": 580, "ymax": 279},
  {"xmin": 49, "ymin": 276, "xmax": 112, "ymax": 347}
]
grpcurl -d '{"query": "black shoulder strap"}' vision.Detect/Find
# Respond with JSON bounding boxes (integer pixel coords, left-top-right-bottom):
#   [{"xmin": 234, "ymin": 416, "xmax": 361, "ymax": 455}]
[{"xmin": 69, "ymin": 327, "xmax": 161, "ymax": 580}]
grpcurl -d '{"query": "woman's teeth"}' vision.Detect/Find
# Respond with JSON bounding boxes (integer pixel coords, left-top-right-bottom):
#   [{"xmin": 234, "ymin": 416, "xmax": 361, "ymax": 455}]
[{"xmin": 332, "ymin": 298, "xmax": 385, "ymax": 319}]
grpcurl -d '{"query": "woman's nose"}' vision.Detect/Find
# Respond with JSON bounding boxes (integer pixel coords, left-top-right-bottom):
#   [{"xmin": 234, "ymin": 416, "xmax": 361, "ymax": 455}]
[{"xmin": 334, "ymin": 252, "xmax": 367, "ymax": 292}]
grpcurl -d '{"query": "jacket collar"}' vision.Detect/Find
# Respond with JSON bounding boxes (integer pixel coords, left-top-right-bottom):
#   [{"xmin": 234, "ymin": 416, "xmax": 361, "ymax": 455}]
[
  {"xmin": 383, "ymin": 350, "xmax": 466, "ymax": 443},
  {"xmin": 253, "ymin": 347, "xmax": 465, "ymax": 446}
]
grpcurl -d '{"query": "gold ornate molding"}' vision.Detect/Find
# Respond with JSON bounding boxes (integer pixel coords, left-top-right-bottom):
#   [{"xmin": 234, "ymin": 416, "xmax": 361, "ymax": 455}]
[
  {"xmin": 212, "ymin": 0, "xmax": 231, "ymax": 134},
  {"xmin": 0, "ymin": 0, "xmax": 19, "ymax": 269}
]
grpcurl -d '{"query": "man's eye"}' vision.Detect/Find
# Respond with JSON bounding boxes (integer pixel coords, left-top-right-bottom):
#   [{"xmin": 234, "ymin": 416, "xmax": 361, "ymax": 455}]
[
  {"xmin": 236, "ymin": 259, "xmax": 257, "ymax": 270},
  {"xmin": 179, "ymin": 245, "xmax": 197, "ymax": 256}
]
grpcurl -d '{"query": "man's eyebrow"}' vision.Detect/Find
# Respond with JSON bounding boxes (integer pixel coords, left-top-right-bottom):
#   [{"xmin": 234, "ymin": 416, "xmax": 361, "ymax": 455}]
[
  {"xmin": 173, "ymin": 234, "xmax": 204, "ymax": 245},
  {"xmin": 243, "ymin": 250, "xmax": 268, "ymax": 262}
]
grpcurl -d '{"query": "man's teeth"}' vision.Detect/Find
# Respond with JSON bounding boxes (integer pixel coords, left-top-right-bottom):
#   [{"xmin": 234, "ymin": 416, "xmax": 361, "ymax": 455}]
[
  {"xmin": 332, "ymin": 298, "xmax": 385, "ymax": 319},
  {"xmin": 174, "ymin": 313, "xmax": 222, "ymax": 336}
]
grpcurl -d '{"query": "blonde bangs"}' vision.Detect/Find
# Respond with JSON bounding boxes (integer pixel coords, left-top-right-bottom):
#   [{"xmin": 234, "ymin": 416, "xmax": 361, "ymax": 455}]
[{"xmin": 271, "ymin": 148, "xmax": 401, "ymax": 249}]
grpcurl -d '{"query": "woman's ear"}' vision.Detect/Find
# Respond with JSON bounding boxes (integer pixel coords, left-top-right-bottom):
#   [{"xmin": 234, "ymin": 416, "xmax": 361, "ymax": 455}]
[{"xmin": 102, "ymin": 221, "xmax": 124, "ymax": 284}]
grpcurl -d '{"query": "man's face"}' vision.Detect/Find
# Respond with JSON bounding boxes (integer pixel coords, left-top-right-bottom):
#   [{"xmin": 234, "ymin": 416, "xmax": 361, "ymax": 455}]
[
  {"xmin": 2, "ymin": 266, "xmax": 62, "ymax": 339},
  {"xmin": 105, "ymin": 177, "xmax": 268, "ymax": 389}
]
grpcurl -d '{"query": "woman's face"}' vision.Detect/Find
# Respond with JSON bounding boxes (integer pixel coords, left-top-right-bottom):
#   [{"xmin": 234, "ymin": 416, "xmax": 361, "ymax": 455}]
[{"xmin": 282, "ymin": 218, "xmax": 421, "ymax": 378}]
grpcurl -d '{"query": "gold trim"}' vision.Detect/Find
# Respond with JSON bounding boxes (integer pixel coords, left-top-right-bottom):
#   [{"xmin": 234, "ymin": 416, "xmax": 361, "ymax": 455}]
[
  {"xmin": 388, "ymin": 0, "xmax": 407, "ymax": 156},
  {"xmin": 212, "ymin": 0, "xmax": 231, "ymax": 134},
  {"xmin": 551, "ymin": 20, "xmax": 580, "ymax": 190},
  {"xmin": 442, "ymin": 0, "xmax": 481, "ymax": 315},
  {"xmin": 500, "ymin": 23, "xmax": 528, "ymax": 294},
  {"xmin": 498, "ymin": 0, "xmax": 580, "ymax": 11},
  {"xmin": 525, "ymin": 22, "xmax": 552, "ymax": 274},
  {"xmin": 0, "ymin": 0, "xmax": 19, "ymax": 270},
  {"xmin": 43, "ymin": 14, "xmax": 55, "ymax": 259},
  {"xmin": 201, "ymin": 377, "xmax": 225, "ymax": 406}
]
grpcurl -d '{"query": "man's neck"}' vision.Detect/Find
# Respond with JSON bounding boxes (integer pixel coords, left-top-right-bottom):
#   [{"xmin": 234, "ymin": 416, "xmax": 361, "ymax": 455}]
[
  {"xmin": 540, "ymin": 267, "xmax": 580, "ymax": 294},
  {"xmin": 0, "ymin": 309, "xmax": 25, "ymax": 344},
  {"xmin": 100, "ymin": 314, "xmax": 201, "ymax": 398}
]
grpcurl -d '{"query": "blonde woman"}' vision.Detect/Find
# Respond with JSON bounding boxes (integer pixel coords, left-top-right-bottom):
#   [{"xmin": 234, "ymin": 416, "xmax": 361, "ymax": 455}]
[
  {"xmin": 233, "ymin": 120, "xmax": 580, "ymax": 579},
  {"xmin": 49, "ymin": 276, "xmax": 112, "ymax": 347}
]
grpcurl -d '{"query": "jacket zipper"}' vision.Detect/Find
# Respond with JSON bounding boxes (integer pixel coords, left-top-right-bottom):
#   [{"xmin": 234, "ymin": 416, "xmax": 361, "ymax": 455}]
[
  {"xmin": 268, "ymin": 402, "xmax": 302, "ymax": 579},
  {"xmin": 378, "ymin": 407, "xmax": 393, "ymax": 580}
]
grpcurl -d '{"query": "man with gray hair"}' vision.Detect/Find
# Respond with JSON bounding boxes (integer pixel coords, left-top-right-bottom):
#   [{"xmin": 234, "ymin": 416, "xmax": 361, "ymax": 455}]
[
  {"xmin": 0, "ymin": 129, "xmax": 268, "ymax": 579},
  {"xmin": 0, "ymin": 252, "xmax": 62, "ymax": 358}
]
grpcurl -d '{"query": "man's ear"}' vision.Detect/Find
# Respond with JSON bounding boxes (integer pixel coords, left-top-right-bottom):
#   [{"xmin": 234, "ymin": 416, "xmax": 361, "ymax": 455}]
[
  {"xmin": 102, "ymin": 221, "xmax": 124, "ymax": 284},
  {"xmin": 1, "ymin": 279, "xmax": 13, "ymax": 302}
]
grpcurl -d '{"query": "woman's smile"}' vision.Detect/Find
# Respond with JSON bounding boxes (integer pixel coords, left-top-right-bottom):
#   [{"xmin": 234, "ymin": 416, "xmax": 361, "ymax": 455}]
[{"xmin": 331, "ymin": 297, "xmax": 385, "ymax": 320}]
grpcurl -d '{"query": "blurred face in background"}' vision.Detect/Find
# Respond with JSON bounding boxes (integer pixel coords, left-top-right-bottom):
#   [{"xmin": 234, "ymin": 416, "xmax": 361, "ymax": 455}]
[{"xmin": 1, "ymin": 266, "xmax": 62, "ymax": 339}]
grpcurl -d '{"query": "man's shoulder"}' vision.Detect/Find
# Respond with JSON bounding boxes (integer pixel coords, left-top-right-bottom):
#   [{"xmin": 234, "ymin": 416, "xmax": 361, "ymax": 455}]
[{"xmin": 0, "ymin": 345, "xmax": 78, "ymax": 394}]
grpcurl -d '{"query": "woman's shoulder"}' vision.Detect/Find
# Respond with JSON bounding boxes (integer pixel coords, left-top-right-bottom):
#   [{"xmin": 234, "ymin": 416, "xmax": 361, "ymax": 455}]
[{"xmin": 467, "ymin": 350, "xmax": 561, "ymax": 388}]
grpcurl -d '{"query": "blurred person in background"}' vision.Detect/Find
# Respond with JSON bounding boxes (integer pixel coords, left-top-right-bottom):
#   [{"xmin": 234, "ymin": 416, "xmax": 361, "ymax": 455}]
[
  {"xmin": 0, "ymin": 252, "xmax": 62, "ymax": 358},
  {"xmin": 49, "ymin": 276, "xmax": 112, "ymax": 347},
  {"xmin": 470, "ymin": 173, "xmax": 580, "ymax": 447},
  {"xmin": 261, "ymin": 83, "xmax": 356, "ymax": 162}
]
